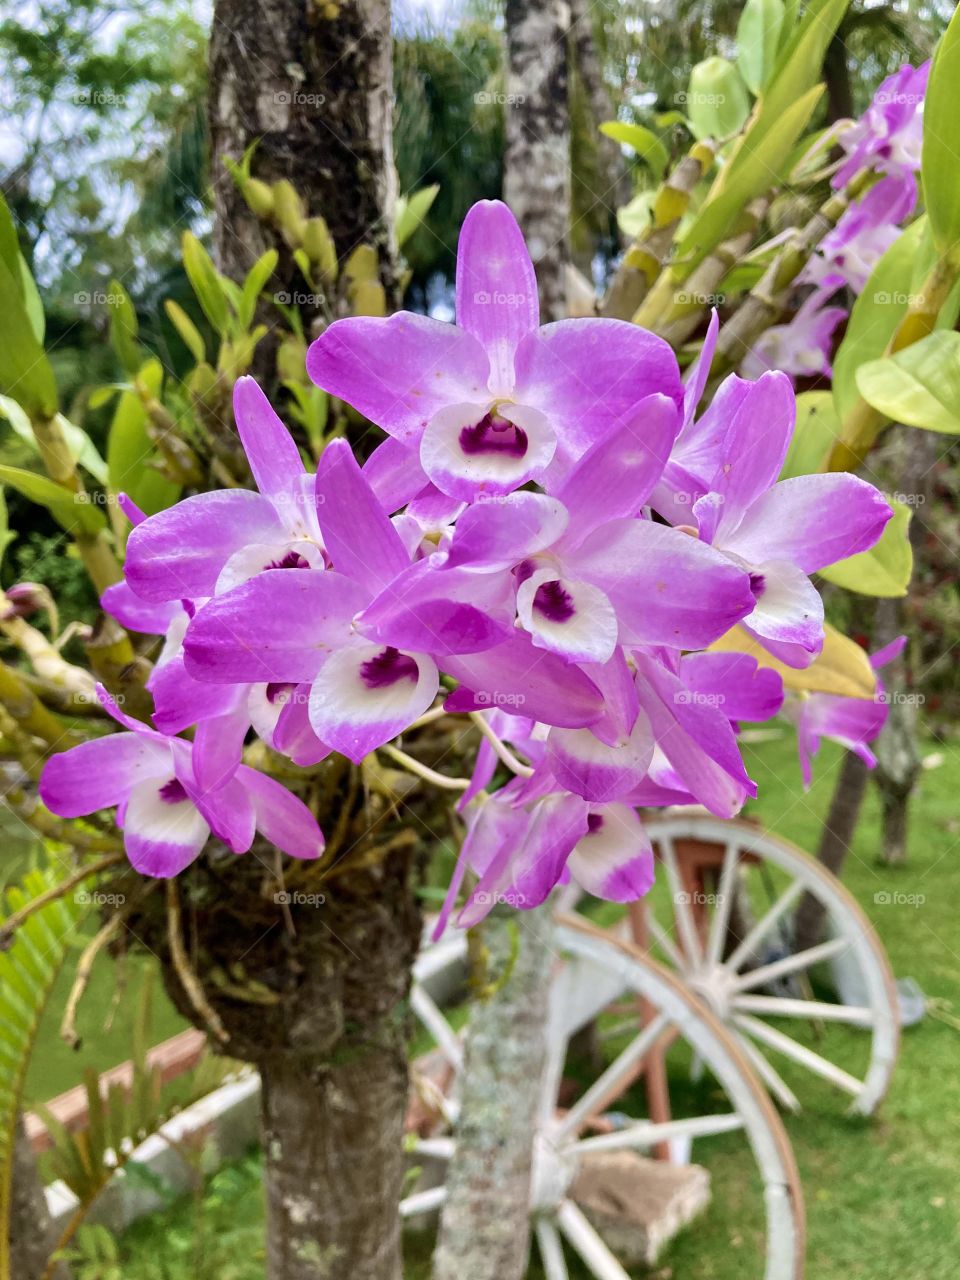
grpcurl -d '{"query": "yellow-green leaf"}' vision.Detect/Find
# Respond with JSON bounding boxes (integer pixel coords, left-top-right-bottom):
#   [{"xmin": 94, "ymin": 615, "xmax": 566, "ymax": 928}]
[
  {"xmin": 737, "ymin": 0, "xmax": 785, "ymax": 95},
  {"xmin": 164, "ymin": 299, "xmax": 206, "ymax": 364},
  {"xmin": 780, "ymin": 391, "xmax": 839, "ymax": 478},
  {"xmin": 182, "ymin": 232, "xmax": 230, "ymax": 335},
  {"xmin": 600, "ymin": 122, "xmax": 669, "ymax": 180},
  {"xmin": 396, "ymin": 184, "xmax": 440, "ymax": 247},
  {"xmin": 710, "ymin": 622, "xmax": 877, "ymax": 698},
  {"xmin": 856, "ymin": 330, "xmax": 960, "ymax": 435},
  {"xmin": 922, "ymin": 4, "xmax": 960, "ymax": 262}
]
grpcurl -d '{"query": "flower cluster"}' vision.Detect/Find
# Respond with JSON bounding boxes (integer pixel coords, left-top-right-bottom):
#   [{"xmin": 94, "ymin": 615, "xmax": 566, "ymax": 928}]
[
  {"xmin": 40, "ymin": 202, "xmax": 893, "ymax": 924},
  {"xmin": 745, "ymin": 62, "xmax": 929, "ymax": 382}
]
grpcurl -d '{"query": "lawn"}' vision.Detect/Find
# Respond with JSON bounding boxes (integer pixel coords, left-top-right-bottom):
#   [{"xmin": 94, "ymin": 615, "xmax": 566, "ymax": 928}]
[{"xmin": 43, "ymin": 727, "xmax": 960, "ymax": 1278}]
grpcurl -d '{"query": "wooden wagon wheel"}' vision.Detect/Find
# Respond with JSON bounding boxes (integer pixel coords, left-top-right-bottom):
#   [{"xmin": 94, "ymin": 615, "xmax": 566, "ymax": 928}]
[
  {"xmin": 401, "ymin": 914, "xmax": 805, "ymax": 1280},
  {"xmin": 620, "ymin": 812, "xmax": 900, "ymax": 1117}
]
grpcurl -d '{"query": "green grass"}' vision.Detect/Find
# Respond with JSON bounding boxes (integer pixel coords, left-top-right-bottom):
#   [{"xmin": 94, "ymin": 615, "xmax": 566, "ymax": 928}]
[{"xmin": 66, "ymin": 729, "xmax": 960, "ymax": 1276}]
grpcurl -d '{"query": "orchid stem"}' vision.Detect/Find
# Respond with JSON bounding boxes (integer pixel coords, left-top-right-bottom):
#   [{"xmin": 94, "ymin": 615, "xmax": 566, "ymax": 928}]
[
  {"xmin": 380, "ymin": 743, "xmax": 470, "ymax": 791},
  {"xmin": 468, "ymin": 712, "xmax": 533, "ymax": 778}
]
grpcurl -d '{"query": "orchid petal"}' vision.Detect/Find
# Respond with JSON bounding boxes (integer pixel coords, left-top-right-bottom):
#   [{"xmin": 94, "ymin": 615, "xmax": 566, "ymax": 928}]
[
  {"xmin": 183, "ymin": 570, "xmax": 362, "ymax": 684},
  {"xmin": 233, "ymin": 376, "xmax": 306, "ymax": 509},
  {"xmin": 306, "ymin": 312, "xmax": 490, "ymax": 443},
  {"xmin": 122, "ymin": 776, "xmax": 211, "ymax": 877},
  {"xmin": 240, "ymin": 766, "xmax": 325, "ymax": 860},
  {"xmin": 516, "ymin": 568, "xmax": 619, "ymax": 665},
  {"xmin": 39, "ymin": 734, "xmax": 171, "ymax": 818},
  {"xmin": 546, "ymin": 708, "xmax": 654, "ymax": 803},
  {"xmin": 445, "ymin": 492, "xmax": 568, "ymax": 571},
  {"xmin": 124, "ymin": 490, "xmax": 284, "ymax": 601},
  {"xmin": 568, "ymin": 805, "xmax": 655, "ymax": 902}
]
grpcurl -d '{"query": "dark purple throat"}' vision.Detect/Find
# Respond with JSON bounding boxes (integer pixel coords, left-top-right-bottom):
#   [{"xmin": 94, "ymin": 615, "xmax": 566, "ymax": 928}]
[
  {"xmin": 748, "ymin": 572, "xmax": 766, "ymax": 597},
  {"xmin": 459, "ymin": 412, "xmax": 528, "ymax": 459},
  {"xmin": 586, "ymin": 812, "xmax": 604, "ymax": 834},
  {"xmin": 159, "ymin": 778, "xmax": 188, "ymax": 805},
  {"xmin": 533, "ymin": 579, "xmax": 576, "ymax": 623},
  {"xmin": 359, "ymin": 646, "xmax": 418, "ymax": 690},
  {"xmin": 265, "ymin": 550, "xmax": 310, "ymax": 571}
]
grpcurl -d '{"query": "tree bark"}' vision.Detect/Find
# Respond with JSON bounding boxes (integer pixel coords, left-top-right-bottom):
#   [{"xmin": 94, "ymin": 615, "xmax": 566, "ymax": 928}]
[
  {"xmin": 567, "ymin": 0, "xmax": 629, "ymax": 246},
  {"xmin": 128, "ymin": 753, "xmax": 429, "ymax": 1280},
  {"xmin": 503, "ymin": 0, "xmax": 571, "ymax": 322},
  {"xmin": 8, "ymin": 1116, "xmax": 69, "ymax": 1280},
  {"xmin": 794, "ymin": 749, "xmax": 870, "ymax": 951},
  {"xmin": 432, "ymin": 907, "xmax": 557, "ymax": 1280},
  {"xmin": 208, "ymin": 0, "xmax": 400, "ymax": 366},
  {"xmin": 871, "ymin": 429, "xmax": 938, "ymax": 865}
]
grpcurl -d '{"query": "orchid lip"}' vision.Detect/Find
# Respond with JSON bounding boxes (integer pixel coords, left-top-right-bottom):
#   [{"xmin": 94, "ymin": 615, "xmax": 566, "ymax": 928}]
[
  {"xmin": 533, "ymin": 579, "xmax": 576, "ymax": 623},
  {"xmin": 159, "ymin": 777, "xmax": 188, "ymax": 805},
  {"xmin": 358, "ymin": 646, "xmax": 419, "ymax": 689},
  {"xmin": 459, "ymin": 412, "xmax": 529, "ymax": 459}
]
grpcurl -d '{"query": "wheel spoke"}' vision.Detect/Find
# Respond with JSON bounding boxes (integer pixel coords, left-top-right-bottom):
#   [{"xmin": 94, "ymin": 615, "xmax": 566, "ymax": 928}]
[
  {"xmin": 704, "ymin": 839, "xmax": 740, "ymax": 969},
  {"xmin": 736, "ymin": 1033, "xmax": 801, "ymax": 1113},
  {"xmin": 732, "ymin": 936, "xmax": 850, "ymax": 993},
  {"xmin": 733, "ymin": 1012, "xmax": 863, "ymax": 1095},
  {"xmin": 410, "ymin": 983, "xmax": 464, "ymax": 1070},
  {"xmin": 399, "ymin": 1184, "xmax": 447, "ymax": 1218},
  {"xmin": 571, "ymin": 1111, "xmax": 744, "ymax": 1155},
  {"xmin": 660, "ymin": 836, "xmax": 703, "ymax": 968},
  {"xmin": 724, "ymin": 879, "xmax": 805, "ymax": 973},
  {"xmin": 554, "ymin": 1013, "xmax": 668, "ymax": 1141},
  {"xmin": 557, "ymin": 1199, "xmax": 633, "ymax": 1280},
  {"xmin": 733, "ymin": 994, "xmax": 874, "ymax": 1027},
  {"xmin": 410, "ymin": 1136, "xmax": 454, "ymax": 1159},
  {"xmin": 535, "ymin": 1217, "xmax": 570, "ymax": 1280},
  {"xmin": 645, "ymin": 908, "xmax": 684, "ymax": 969}
]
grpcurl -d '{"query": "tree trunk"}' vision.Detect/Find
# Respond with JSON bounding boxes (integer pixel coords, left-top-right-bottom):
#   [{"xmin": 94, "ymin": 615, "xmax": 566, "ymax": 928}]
[
  {"xmin": 794, "ymin": 749, "xmax": 870, "ymax": 951},
  {"xmin": 208, "ymin": 0, "xmax": 399, "ymax": 371},
  {"xmin": 8, "ymin": 1116, "xmax": 69, "ymax": 1280},
  {"xmin": 261, "ymin": 1034, "xmax": 409, "ymax": 1279},
  {"xmin": 503, "ymin": 0, "xmax": 571, "ymax": 322},
  {"xmin": 871, "ymin": 429, "xmax": 938, "ymax": 865},
  {"xmin": 129, "ymin": 754, "xmax": 429, "ymax": 1280},
  {"xmin": 432, "ymin": 907, "xmax": 557, "ymax": 1280},
  {"xmin": 567, "ymin": 0, "xmax": 629, "ymax": 247},
  {"xmin": 823, "ymin": 30, "xmax": 853, "ymax": 123}
]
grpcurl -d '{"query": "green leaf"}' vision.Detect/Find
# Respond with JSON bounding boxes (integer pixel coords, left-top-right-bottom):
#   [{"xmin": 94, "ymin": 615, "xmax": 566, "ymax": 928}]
[
  {"xmin": 922, "ymin": 4, "xmax": 960, "ymax": 262},
  {"xmin": 599, "ymin": 122, "xmax": 669, "ymax": 180},
  {"xmin": 780, "ymin": 391, "xmax": 839, "ymax": 478},
  {"xmin": 0, "ymin": 251, "xmax": 57, "ymax": 419},
  {"xmin": 737, "ymin": 0, "xmax": 785, "ymax": 95},
  {"xmin": 0, "ymin": 464, "xmax": 106, "ymax": 535},
  {"xmin": 107, "ymin": 359, "xmax": 180, "ymax": 517},
  {"xmin": 163, "ymin": 299, "xmax": 206, "ymax": 364},
  {"xmin": 0, "ymin": 397, "xmax": 107, "ymax": 484},
  {"xmin": 831, "ymin": 217, "xmax": 932, "ymax": 423},
  {"xmin": 819, "ymin": 499, "xmax": 912, "ymax": 597},
  {"xmin": 754, "ymin": 0, "xmax": 850, "ymax": 149},
  {"xmin": 396, "ymin": 184, "xmax": 440, "ymax": 247},
  {"xmin": 676, "ymin": 83, "xmax": 823, "ymax": 269},
  {"xmin": 686, "ymin": 57, "xmax": 750, "ymax": 141},
  {"xmin": 856, "ymin": 331, "xmax": 960, "ymax": 435},
  {"xmin": 0, "ymin": 490, "xmax": 15, "ymax": 571},
  {"xmin": 238, "ymin": 249, "xmax": 279, "ymax": 331},
  {"xmin": 107, "ymin": 281, "xmax": 140, "ymax": 377},
  {"xmin": 181, "ymin": 232, "xmax": 230, "ymax": 335}
]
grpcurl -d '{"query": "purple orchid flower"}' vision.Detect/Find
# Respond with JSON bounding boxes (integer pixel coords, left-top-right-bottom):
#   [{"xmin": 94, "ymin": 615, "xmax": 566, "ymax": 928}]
[
  {"xmin": 39, "ymin": 687, "xmax": 324, "ymax": 877},
  {"xmin": 123, "ymin": 378, "xmax": 323, "ymax": 603},
  {"xmin": 834, "ymin": 62, "xmax": 929, "ymax": 189},
  {"xmin": 741, "ymin": 286, "xmax": 847, "ymax": 383},
  {"xmin": 653, "ymin": 362, "xmax": 893, "ymax": 666},
  {"xmin": 306, "ymin": 200, "xmax": 683, "ymax": 501},
  {"xmin": 785, "ymin": 636, "xmax": 907, "ymax": 786}
]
